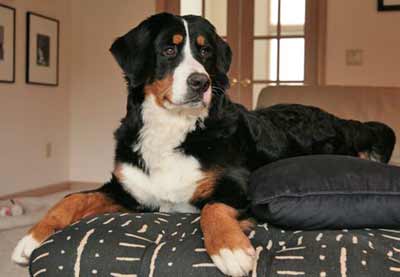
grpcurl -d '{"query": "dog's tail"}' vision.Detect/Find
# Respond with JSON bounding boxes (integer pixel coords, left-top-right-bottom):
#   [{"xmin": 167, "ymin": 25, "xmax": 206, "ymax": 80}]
[{"xmin": 354, "ymin": 121, "xmax": 396, "ymax": 163}]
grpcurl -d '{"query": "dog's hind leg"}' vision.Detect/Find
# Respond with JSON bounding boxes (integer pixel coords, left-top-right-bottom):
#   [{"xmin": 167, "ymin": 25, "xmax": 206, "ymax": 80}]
[
  {"xmin": 362, "ymin": 121, "xmax": 396, "ymax": 163},
  {"xmin": 12, "ymin": 191, "xmax": 123, "ymax": 266}
]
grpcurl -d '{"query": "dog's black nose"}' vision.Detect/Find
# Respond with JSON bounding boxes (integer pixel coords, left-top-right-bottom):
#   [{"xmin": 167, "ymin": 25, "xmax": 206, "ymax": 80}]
[{"xmin": 187, "ymin": 73, "xmax": 210, "ymax": 93}]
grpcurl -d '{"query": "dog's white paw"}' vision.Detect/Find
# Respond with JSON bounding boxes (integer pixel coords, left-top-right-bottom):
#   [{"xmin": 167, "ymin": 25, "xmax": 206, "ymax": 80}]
[
  {"xmin": 12, "ymin": 234, "xmax": 40, "ymax": 266},
  {"xmin": 211, "ymin": 247, "xmax": 256, "ymax": 277}
]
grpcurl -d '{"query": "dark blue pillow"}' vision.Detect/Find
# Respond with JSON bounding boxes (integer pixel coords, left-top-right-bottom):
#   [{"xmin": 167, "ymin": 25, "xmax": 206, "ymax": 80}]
[{"xmin": 249, "ymin": 155, "xmax": 400, "ymax": 230}]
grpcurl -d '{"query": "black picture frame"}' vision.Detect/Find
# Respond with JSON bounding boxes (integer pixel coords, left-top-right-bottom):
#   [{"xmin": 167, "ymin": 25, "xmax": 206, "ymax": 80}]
[
  {"xmin": 378, "ymin": 0, "xmax": 400, "ymax": 11},
  {"xmin": 26, "ymin": 12, "xmax": 60, "ymax": 86},
  {"xmin": 0, "ymin": 3, "xmax": 16, "ymax": 83}
]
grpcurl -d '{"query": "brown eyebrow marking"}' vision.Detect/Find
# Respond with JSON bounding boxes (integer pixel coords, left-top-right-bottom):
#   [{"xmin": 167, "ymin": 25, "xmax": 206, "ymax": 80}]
[
  {"xmin": 173, "ymin": 34, "xmax": 183, "ymax": 45},
  {"xmin": 196, "ymin": 35, "xmax": 205, "ymax": 46}
]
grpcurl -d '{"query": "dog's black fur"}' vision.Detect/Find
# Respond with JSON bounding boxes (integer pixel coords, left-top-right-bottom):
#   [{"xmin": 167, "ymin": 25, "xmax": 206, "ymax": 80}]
[{"xmin": 97, "ymin": 13, "xmax": 396, "ymax": 212}]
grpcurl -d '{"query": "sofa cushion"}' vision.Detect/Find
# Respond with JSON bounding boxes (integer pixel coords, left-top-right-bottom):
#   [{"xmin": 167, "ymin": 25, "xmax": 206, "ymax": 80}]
[
  {"xmin": 30, "ymin": 212, "xmax": 400, "ymax": 276},
  {"xmin": 250, "ymin": 155, "xmax": 400, "ymax": 230}
]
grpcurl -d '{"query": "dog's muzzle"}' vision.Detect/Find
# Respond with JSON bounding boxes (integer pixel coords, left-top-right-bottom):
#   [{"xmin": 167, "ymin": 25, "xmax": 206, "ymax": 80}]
[{"xmin": 186, "ymin": 73, "xmax": 211, "ymax": 104}]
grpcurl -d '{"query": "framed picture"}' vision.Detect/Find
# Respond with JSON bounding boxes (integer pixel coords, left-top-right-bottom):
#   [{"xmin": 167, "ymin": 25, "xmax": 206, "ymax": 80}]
[
  {"xmin": 26, "ymin": 12, "xmax": 59, "ymax": 86},
  {"xmin": 378, "ymin": 0, "xmax": 400, "ymax": 11},
  {"xmin": 0, "ymin": 4, "xmax": 16, "ymax": 83}
]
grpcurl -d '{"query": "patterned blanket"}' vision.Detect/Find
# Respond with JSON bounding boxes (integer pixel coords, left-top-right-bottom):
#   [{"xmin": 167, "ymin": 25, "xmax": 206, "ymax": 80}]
[{"xmin": 29, "ymin": 213, "xmax": 400, "ymax": 276}]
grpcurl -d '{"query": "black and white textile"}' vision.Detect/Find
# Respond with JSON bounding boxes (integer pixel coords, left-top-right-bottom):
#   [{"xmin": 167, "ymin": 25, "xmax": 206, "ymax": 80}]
[{"xmin": 30, "ymin": 213, "xmax": 400, "ymax": 276}]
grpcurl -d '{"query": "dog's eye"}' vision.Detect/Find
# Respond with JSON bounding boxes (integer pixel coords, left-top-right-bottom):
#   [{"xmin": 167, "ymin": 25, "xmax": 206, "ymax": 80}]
[
  {"xmin": 199, "ymin": 46, "xmax": 212, "ymax": 58},
  {"xmin": 163, "ymin": 46, "xmax": 177, "ymax": 57}
]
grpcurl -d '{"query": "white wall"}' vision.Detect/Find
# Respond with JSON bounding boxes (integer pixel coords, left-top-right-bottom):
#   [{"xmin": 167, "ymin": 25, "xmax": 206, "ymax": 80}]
[
  {"xmin": 325, "ymin": 0, "xmax": 400, "ymax": 87},
  {"xmin": 68, "ymin": 0, "xmax": 155, "ymax": 182},
  {"xmin": 0, "ymin": 0, "xmax": 155, "ymax": 194},
  {"xmin": 0, "ymin": 0, "xmax": 71, "ymax": 195}
]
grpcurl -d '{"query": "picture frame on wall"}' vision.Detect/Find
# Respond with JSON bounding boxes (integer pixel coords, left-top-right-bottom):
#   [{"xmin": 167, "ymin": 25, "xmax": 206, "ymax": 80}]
[
  {"xmin": 26, "ymin": 12, "xmax": 59, "ymax": 86},
  {"xmin": 0, "ymin": 4, "xmax": 16, "ymax": 83},
  {"xmin": 378, "ymin": 0, "xmax": 400, "ymax": 11}
]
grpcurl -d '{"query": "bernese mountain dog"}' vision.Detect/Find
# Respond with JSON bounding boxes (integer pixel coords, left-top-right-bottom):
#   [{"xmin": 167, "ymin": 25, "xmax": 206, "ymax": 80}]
[{"xmin": 13, "ymin": 13, "xmax": 396, "ymax": 276}]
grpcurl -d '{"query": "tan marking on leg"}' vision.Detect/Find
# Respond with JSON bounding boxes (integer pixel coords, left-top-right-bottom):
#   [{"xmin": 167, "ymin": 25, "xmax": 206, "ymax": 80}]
[
  {"xmin": 358, "ymin": 152, "xmax": 370, "ymax": 160},
  {"xmin": 200, "ymin": 203, "xmax": 253, "ymax": 256},
  {"xmin": 190, "ymin": 169, "xmax": 220, "ymax": 204},
  {"xmin": 29, "ymin": 192, "xmax": 123, "ymax": 243},
  {"xmin": 173, "ymin": 34, "xmax": 183, "ymax": 45},
  {"xmin": 196, "ymin": 35, "xmax": 205, "ymax": 46},
  {"xmin": 144, "ymin": 75, "xmax": 173, "ymax": 107}
]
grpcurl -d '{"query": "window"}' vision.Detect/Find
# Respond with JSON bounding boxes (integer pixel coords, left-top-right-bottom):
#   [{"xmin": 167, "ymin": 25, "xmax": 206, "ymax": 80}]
[
  {"xmin": 253, "ymin": 0, "xmax": 306, "ymax": 86},
  {"xmin": 180, "ymin": 0, "xmax": 228, "ymax": 38}
]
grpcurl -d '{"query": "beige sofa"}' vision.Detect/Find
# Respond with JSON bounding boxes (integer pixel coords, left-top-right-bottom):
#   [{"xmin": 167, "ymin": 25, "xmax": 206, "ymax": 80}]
[{"xmin": 256, "ymin": 86, "xmax": 400, "ymax": 164}]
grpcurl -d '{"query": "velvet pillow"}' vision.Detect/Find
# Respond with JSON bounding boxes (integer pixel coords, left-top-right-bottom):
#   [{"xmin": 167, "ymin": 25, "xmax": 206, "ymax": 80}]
[{"xmin": 249, "ymin": 155, "xmax": 400, "ymax": 230}]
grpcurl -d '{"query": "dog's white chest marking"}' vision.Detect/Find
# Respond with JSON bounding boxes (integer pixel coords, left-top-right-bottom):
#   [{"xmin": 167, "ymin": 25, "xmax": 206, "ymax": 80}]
[{"xmin": 120, "ymin": 96, "xmax": 207, "ymax": 213}]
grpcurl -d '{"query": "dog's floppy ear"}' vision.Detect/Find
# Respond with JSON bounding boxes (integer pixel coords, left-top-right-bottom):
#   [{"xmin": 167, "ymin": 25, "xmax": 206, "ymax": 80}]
[
  {"xmin": 215, "ymin": 35, "xmax": 232, "ymax": 74},
  {"xmin": 110, "ymin": 21, "xmax": 153, "ymax": 87},
  {"xmin": 211, "ymin": 35, "xmax": 232, "ymax": 91}
]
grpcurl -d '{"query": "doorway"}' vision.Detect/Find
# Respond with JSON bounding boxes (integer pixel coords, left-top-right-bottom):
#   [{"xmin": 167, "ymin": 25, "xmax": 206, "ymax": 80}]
[{"xmin": 157, "ymin": 0, "xmax": 326, "ymax": 109}]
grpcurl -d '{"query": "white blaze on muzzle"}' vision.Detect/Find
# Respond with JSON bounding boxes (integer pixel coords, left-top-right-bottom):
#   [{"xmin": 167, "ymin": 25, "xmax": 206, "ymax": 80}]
[{"xmin": 171, "ymin": 19, "xmax": 211, "ymax": 106}]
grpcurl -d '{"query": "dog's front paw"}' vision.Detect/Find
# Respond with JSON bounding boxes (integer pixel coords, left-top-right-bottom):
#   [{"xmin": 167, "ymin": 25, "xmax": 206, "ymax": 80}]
[
  {"xmin": 211, "ymin": 246, "xmax": 255, "ymax": 277},
  {"xmin": 201, "ymin": 203, "xmax": 256, "ymax": 276},
  {"xmin": 12, "ymin": 234, "xmax": 40, "ymax": 266},
  {"xmin": 205, "ymin": 229, "xmax": 256, "ymax": 277}
]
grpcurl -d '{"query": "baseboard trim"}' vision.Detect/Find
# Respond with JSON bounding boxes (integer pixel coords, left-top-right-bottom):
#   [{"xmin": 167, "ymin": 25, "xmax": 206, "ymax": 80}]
[
  {"xmin": 0, "ymin": 181, "xmax": 102, "ymax": 200},
  {"xmin": 0, "ymin": 182, "xmax": 70, "ymax": 200}
]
